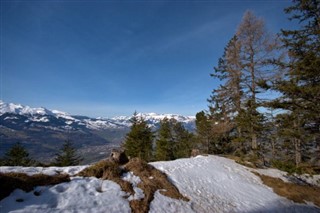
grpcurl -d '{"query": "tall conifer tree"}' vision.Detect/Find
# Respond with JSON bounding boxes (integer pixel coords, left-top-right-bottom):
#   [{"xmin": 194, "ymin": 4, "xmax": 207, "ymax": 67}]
[
  {"xmin": 270, "ymin": 0, "xmax": 320, "ymax": 166},
  {"xmin": 195, "ymin": 111, "xmax": 213, "ymax": 153},
  {"xmin": 172, "ymin": 120, "xmax": 194, "ymax": 159},
  {"xmin": 54, "ymin": 140, "xmax": 83, "ymax": 166},
  {"xmin": 155, "ymin": 118, "xmax": 174, "ymax": 161},
  {"xmin": 123, "ymin": 112, "xmax": 154, "ymax": 162},
  {"xmin": 235, "ymin": 10, "xmax": 279, "ymax": 150}
]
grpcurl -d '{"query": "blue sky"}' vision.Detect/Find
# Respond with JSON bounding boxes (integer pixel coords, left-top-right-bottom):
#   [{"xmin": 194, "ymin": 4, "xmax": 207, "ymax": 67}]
[{"xmin": 1, "ymin": 0, "xmax": 297, "ymax": 117}]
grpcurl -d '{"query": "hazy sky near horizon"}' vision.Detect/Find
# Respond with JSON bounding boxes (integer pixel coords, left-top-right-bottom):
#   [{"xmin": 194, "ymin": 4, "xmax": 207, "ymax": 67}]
[{"xmin": 1, "ymin": 0, "xmax": 298, "ymax": 117}]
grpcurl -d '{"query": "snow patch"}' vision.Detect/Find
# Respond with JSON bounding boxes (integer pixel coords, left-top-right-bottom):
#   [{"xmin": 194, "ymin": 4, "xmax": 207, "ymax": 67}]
[
  {"xmin": 149, "ymin": 190, "xmax": 194, "ymax": 213},
  {"xmin": 151, "ymin": 155, "xmax": 319, "ymax": 212},
  {"xmin": 1, "ymin": 155, "xmax": 319, "ymax": 212},
  {"xmin": 0, "ymin": 165, "xmax": 89, "ymax": 176},
  {"xmin": 122, "ymin": 171, "xmax": 144, "ymax": 201},
  {"xmin": 255, "ymin": 168, "xmax": 289, "ymax": 182},
  {"xmin": 0, "ymin": 177, "xmax": 131, "ymax": 213}
]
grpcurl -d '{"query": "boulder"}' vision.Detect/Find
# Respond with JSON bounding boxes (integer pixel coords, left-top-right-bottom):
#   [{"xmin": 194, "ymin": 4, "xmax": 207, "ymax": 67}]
[
  {"xmin": 110, "ymin": 150, "xmax": 129, "ymax": 164},
  {"xmin": 191, "ymin": 149, "xmax": 200, "ymax": 157}
]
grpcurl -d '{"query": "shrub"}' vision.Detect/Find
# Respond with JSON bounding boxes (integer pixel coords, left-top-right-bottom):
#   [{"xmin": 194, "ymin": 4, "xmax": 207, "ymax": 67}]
[
  {"xmin": 255, "ymin": 172, "xmax": 320, "ymax": 206},
  {"xmin": 77, "ymin": 160, "xmax": 121, "ymax": 178},
  {"xmin": 54, "ymin": 140, "xmax": 83, "ymax": 166},
  {"xmin": 271, "ymin": 160, "xmax": 302, "ymax": 174},
  {"xmin": 2, "ymin": 143, "xmax": 35, "ymax": 166}
]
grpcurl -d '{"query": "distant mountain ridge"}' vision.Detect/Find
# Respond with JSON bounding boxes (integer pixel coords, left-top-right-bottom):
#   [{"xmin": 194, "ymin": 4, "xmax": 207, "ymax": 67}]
[
  {"xmin": 0, "ymin": 100, "xmax": 195, "ymax": 163},
  {"xmin": 0, "ymin": 100, "xmax": 195, "ymax": 130}
]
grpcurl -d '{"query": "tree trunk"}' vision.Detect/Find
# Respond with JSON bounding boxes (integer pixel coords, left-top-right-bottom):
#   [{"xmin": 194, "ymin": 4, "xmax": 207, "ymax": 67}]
[
  {"xmin": 252, "ymin": 132, "xmax": 257, "ymax": 150},
  {"xmin": 271, "ymin": 137, "xmax": 275, "ymax": 159},
  {"xmin": 250, "ymin": 44, "xmax": 257, "ymax": 151},
  {"xmin": 237, "ymin": 126, "xmax": 242, "ymax": 138},
  {"xmin": 294, "ymin": 138, "xmax": 301, "ymax": 166}
]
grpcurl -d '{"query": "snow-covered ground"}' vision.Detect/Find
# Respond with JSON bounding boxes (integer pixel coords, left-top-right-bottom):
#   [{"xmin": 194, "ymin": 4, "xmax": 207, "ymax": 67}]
[
  {"xmin": 151, "ymin": 156, "xmax": 320, "ymax": 212},
  {"xmin": 0, "ymin": 165, "xmax": 88, "ymax": 176},
  {"xmin": 0, "ymin": 177, "xmax": 131, "ymax": 213},
  {"xmin": 121, "ymin": 171, "xmax": 145, "ymax": 201},
  {"xmin": 1, "ymin": 155, "xmax": 319, "ymax": 213}
]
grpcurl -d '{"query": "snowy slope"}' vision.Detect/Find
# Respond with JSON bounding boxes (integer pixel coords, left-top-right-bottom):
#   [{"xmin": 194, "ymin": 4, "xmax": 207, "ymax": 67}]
[
  {"xmin": 151, "ymin": 156, "xmax": 319, "ymax": 212},
  {"xmin": 1, "ymin": 155, "xmax": 319, "ymax": 213}
]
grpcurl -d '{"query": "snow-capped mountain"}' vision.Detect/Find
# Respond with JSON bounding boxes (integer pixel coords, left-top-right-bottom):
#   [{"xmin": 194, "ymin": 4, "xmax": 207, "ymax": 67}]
[
  {"xmin": 0, "ymin": 101, "xmax": 195, "ymax": 163},
  {"xmin": 112, "ymin": 112, "xmax": 195, "ymax": 129},
  {"xmin": 0, "ymin": 101, "xmax": 195, "ymax": 131}
]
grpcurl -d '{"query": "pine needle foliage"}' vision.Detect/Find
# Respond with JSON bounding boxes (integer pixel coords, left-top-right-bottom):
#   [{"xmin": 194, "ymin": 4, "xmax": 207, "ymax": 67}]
[
  {"xmin": 155, "ymin": 118, "xmax": 193, "ymax": 161},
  {"xmin": 54, "ymin": 140, "xmax": 83, "ymax": 166},
  {"xmin": 123, "ymin": 112, "xmax": 154, "ymax": 162},
  {"xmin": 2, "ymin": 143, "xmax": 34, "ymax": 166},
  {"xmin": 268, "ymin": 0, "xmax": 320, "ymax": 166}
]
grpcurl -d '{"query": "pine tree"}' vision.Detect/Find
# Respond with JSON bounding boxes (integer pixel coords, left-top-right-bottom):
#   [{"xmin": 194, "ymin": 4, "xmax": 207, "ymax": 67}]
[
  {"xmin": 3, "ymin": 142, "xmax": 34, "ymax": 166},
  {"xmin": 269, "ymin": 0, "xmax": 320, "ymax": 166},
  {"xmin": 235, "ymin": 10, "xmax": 280, "ymax": 150},
  {"xmin": 123, "ymin": 112, "xmax": 154, "ymax": 162},
  {"xmin": 210, "ymin": 35, "xmax": 243, "ymax": 123},
  {"xmin": 208, "ymin": 94, "xmax": 234, "ymax": 154},
  {"xmin": 209, "ymin": 12, "xmax": 279, "ymax": 154},
  {"xmin": 172, "ymin": 120, "xmax": 194, "ymax": 159},
  {"xmin": 155, "ymin": 118, "xmax": 194, "ymax": 160},
  {"xmin": 54, "ymin": 140, "xmax": 83, "ymax": 166},
  {"xmin": 209, "ymin": 36, "xmax": 244, "ymax": 153},
  {"xmin": 155, "ymin": 117, "xmax": 174, "ymax": 161},
  {"xmin": 195, "ymin": 111, "xmax": 213, "ymax": 153},
  {"xmin": 123, "ymin": 112, "xmax": 140, "ymax": 159}
]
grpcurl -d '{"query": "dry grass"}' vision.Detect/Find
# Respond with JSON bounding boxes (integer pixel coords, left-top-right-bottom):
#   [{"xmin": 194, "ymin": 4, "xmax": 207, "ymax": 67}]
[
  {"xmin": 254, "ymin": 172, "xmax": 320, "ymax": 207},
  {"xmin": 77, "ymin": 160, "xmax": 134, "ymax": 196},
  {"xmin": 78, "ymin": 160, "xmax": 122, "ymax": 178},
  {"xmin": 223, "ymin": 155, "xmax": 257, "ymax": 168},
  {"xmin": 125, "ymin": 158, "xmax": 189, "ymax": 213},
  {"xmin": 0, "ymin": 172, "xmax": 70, "ymax": 201},
  {"xmin": 1, "ymin": 158, "xmax": 187, "ymax": 213},
  {"xmin": 78, "ymin": 158, "xmax": 189, "ymax": 212}
]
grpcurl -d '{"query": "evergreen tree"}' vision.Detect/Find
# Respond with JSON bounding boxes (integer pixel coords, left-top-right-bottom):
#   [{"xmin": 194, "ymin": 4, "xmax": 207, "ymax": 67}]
[
  {"xmin": 155, "ymin": 118, "xmax": 174, "ymax": 161},
  {"xmin": 209, "ymin": 12, "xmax": 280, "ymax": 154},
  {"xmin": 123, "ymin": 112, "xmax": 154, "ymax": 162},
  {"xmin": 210, "ymin": 35, "xmax": 243, "ymax": 124},
  {"xmin": 269, "ymin": 0, "xmax": 320, "ymax": 166},
  {"xmin": 208, "ymin": 97, "xmax": 234, "ymax": 154},
  {"xmin": 123, "ymin": 112, "xmax": 140, "ymax": 159},
  {"xmin": 209, "ymin": 36, "xmax": 244, "ymax": 153},
  {"xmin": 3, "ymin": 142, "xmax": 34, "ymax": 166},
  {"xmin": 54, "ymin": 140, "xmax": 83, "ymax": 166},
  {"xmin": 172, "ymin": 120, "xmax": 194, "ymax": 159},
  {"xmin": 195, "ymin": 111, "xmax": 213, "ymax": 153},
  {"xmin": 235, "ymin": 10, "xmax": 280, "ymax": 150},
  {"xmin": 155, "ymin": 118, "xmax": 194, "ymax": 160}
]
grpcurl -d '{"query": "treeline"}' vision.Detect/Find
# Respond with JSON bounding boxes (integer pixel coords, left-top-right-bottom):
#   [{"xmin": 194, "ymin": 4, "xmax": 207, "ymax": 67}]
[
  {"xmin": 124, "ymin": 1, "xmax": 320, "ymax": 172},
  {"xmin": 123, "ymin": 112, "xmax": 195, "ymax": 162},
  {"xmin": 0, "ymin": 140, "xmax": 82, "ymax": 167},
  {"xmin": 196, "ymin": 0, "xmax": 319, "ymax": 170}
]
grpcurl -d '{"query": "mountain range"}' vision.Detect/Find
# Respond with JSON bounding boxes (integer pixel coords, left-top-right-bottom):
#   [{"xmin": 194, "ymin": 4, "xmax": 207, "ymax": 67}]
[{"xmin": 0, "ymin": 101, "xmax": 195, "ymax": 163}]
